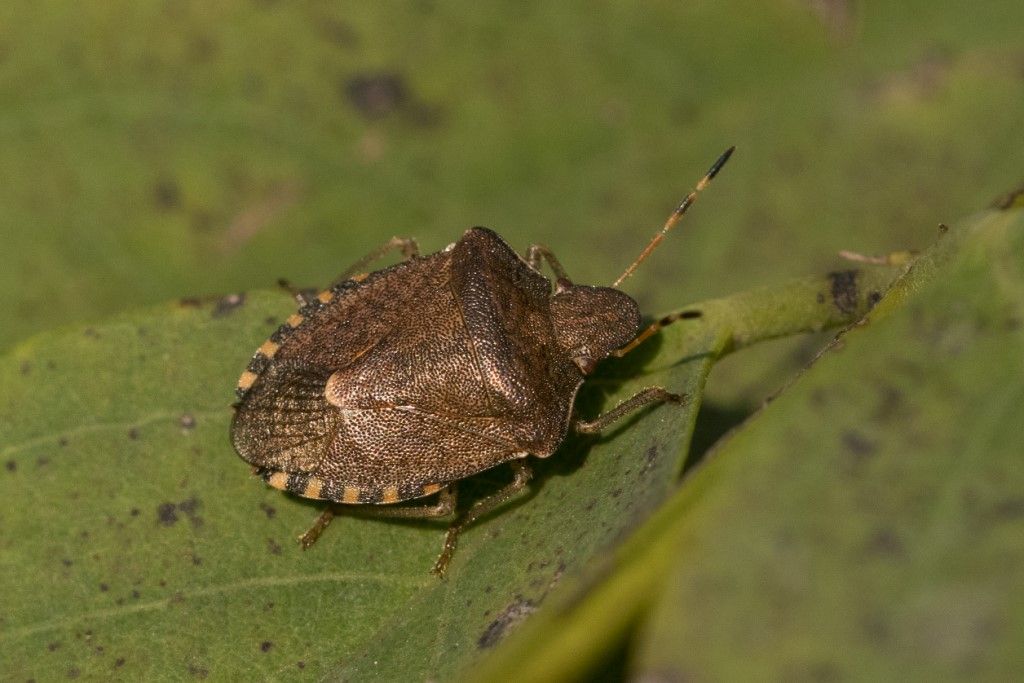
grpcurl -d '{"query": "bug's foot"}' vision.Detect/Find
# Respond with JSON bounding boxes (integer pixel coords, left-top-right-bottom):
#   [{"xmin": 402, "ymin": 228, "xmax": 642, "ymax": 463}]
[
  {"xmin": 298, "ymin": 506, "xmax": 335, "ymax": 549},
  {"xmin": 431, "ymin": 528, "xmax": 460, "ymax": 579}
]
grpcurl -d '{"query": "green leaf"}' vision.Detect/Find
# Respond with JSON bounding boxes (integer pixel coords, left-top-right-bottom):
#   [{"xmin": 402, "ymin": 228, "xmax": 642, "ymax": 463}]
[
  {"xmin": 472, "ymin": 206, "xmax": 1024, "ymax": 681},
  {"xmin": 4, "ymin": 0, "xmax": 1023, "ymax": 398},
  {"xmin": 633, "ymin": 207, "xmax": 1024, "ymax": 680},
  {"xmin": 0, "ymin": 260, "xmax": 897, "ymax": 679}
]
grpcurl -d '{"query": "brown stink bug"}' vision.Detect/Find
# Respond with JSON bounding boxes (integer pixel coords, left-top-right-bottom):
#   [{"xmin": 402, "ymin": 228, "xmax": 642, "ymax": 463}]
[{"xmin": 230, "ymin": 147, "xmax": 734, "ymax": 576}]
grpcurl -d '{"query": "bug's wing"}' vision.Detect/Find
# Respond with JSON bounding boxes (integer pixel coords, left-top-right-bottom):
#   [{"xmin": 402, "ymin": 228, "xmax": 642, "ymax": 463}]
[
  {"xmin": 297, "ymin": 404, "xmax": 521, "ymax": 503},
  {"xmin": 230, "ymin": 361, "xmax": 338, "ymax": 474}
]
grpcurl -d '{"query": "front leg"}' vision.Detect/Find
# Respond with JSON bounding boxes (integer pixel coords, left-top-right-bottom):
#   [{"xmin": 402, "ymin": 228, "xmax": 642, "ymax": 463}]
[{"xmin": 575, "ymin": 387, "xmax": 685, "ymax": 434}]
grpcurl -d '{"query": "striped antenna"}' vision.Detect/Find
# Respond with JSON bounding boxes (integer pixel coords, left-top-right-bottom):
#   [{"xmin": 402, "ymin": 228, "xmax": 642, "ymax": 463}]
[{"xmin": 611, "ymin": 146, "xmax": 735, "ymax": 288}]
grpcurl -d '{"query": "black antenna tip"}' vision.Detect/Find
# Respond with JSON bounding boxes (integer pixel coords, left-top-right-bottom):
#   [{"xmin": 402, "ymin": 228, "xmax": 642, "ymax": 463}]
[{"xmin": 707, "ymin": 146, "xmax": 736, "ymax": 181}]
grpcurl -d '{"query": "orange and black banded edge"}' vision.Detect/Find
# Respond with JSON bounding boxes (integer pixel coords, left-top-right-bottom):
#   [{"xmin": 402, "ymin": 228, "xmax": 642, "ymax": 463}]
[
  {"xmin": 255, "ymin": 467, "xmax": 444, "ymax": 505},
  {"xmin": 235, "ymin": 279, "xmax": 364, "ymax": 400}
]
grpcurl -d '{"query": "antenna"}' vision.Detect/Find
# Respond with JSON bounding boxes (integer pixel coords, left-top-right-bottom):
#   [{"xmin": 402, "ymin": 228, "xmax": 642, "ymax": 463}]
[{"xmin": 611, "ymin": 146, "xmax": 735, "ymax": 288}]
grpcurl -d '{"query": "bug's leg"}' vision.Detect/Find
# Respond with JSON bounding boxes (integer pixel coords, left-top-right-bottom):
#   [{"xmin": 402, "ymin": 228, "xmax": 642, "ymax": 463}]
[
  {"xmin": 610, "ymin": 309, "xmax": 704, "ymax": 358},
  {"xmin": 525, "ymin": 244, "xmax": 570, "ymax": 280},
  {"xmin": 432, "ymin": 461, "xmax": 533, "ymax": 577},
  {"xmin": 299, "ymin": 506, "xmax": 336, "ymax": 549},
  {"xmin": 298, "ymin": 487, "xmax": 456, "ymax": 549},
  {"xmin": 329, "ymin": 236, "xmax": 420, "ymax": 288},
  {"xmin": 575, "ymin": 387, "xmax": 685, "ymax": 435}
]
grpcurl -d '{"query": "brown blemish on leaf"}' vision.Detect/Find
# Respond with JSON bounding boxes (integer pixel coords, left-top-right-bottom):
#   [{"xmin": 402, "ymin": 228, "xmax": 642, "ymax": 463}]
[
  {"xmin": 259, "ymin": 502, "xmax": 277, "ymax": 519},
  {"xmin": 48, "ymin": 641, "xmax": 61, "ymax": 651},
  {"xmin": 868, "ymin": 48, "xmax": 954, "ymax": 104},
  {"xmin": 218, "ymin": 182, "xmax": 301, "ymax": 254},
  {"xmin": 989, "ymin": 497, "xmax": 1024, "ymax": 521},
  {"xmin": 186, "ymin": 663, "xmax": 209, "ymax": 679},
  {"xmin": 828, "ymin": 270, "xmax": 860, "ymax": 315},
  {"xmin": 478, "ymin": 596, "xmax": 537, "ymax": 649},
  {"xmin": 178, "ymin": 297, "xmax": 202, "ymax": 308},
  {"xmin": 127, "ymin": 427, "xmax": 139, "ymax": 440},
  {"xmin": 20, "ymin": 360, "xmax": 31, "ymax": 375},
  {"xmin": 267, "ymin": 538, "xmax": 282, "ymax": 555},
  {"xmin": 156, "ymin": 497, "xmax": 203, "ymax": 528},
  {"xmin": 841, "ymin": 430, "xmax": 877, "ymax": 458},
  {"xmin": 863, "ymin": 528, "xmax": 905, "ymax": 558},
  {"xmin": 153, "ymin": 178, "xmax": 182, "ymax": 210},
  {"xmin": 805, "ymin": 0, "xmax": 855, "ymax": 41},
  {"xmin": 320, "ymin": 17, "xmax": 358, "ymax": 48},
  {"xmin": 345, "ymin": 72, "xmax": 407, "ymax": 118},
  {"xmin": 157, "ymin": 502, "xmax": 179, "ymax": 526},
  {"xmin": 115, "ymin": 657, "xmax": 126, "ymax": 667},
  {"xmin": 67, "ymin": 667, "xmax": 80, "ymax": 678},
  {"xmin": 260, "ymin": 640, "xmax": 273, "ymax": 653},
  {"xmin": 5, "ymin": 460, "xmax": 15, "ymax": 472},
  {"xmin": 211, "ymin": 294, "xmax": 245, "ymax": 318}
]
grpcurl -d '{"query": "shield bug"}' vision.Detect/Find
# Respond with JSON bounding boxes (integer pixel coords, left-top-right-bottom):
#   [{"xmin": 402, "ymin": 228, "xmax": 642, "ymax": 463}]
[{"xmin": 230, "ymin": 147, "xmax": 734, "ymax": 576}]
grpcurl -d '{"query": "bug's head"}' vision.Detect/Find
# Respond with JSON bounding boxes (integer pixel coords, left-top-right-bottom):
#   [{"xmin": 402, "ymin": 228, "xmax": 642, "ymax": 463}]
[{"xmin": 551, "ymin": 278, "xmax": 642, "ymax": 375}]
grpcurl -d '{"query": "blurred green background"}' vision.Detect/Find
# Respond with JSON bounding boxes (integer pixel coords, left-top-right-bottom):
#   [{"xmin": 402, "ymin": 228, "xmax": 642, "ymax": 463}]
[{"xmin": 2, "ymin": 0, "xmax": 1022, "ymax": 405}]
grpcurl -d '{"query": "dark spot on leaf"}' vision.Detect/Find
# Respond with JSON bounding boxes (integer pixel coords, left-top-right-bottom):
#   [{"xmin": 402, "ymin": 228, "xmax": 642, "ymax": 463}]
[
  {"xmin": 178, "ymin": 297, "xmax": 202, "ymax": 308},
  {"xmin": 37, "ymin": 456, "xmax": 51, "ymax": 467},
  {"xmin": 67, "ymin": 668, "xmax": 80, "ymax": 679},
  {"xmin": 867, "ymin": 290, "xmax": 882, "ymax": 308},
  {"xmin": 841, "ymin": 430, "xmax": 876, "ymax": 459},
  {"xmin": 154, "ymin": 178, "xmax": 181, "ymax": 210},
  {"xmin": 259, "ymin": 502, "xmax": 276, "ymax": 519},
  {"xmin": 990, "ymin": 497, "xmax": 1024, "ymax": 520},
  {"xmin": 5, "ymin": 460, "xmax": 15, "ymax": 472},
  {"xmin": 321, "ymin": 17, "xmax": 358, "ymax": 48},
  {"xmin": 157, "ymin": 503, "xmax": 179, "ymax": 526},
  {"xmin": 260, "ymin": 640, "xmax": 273, "ymax": 653},
  {"xmin": 130, "ymin": 508, "xmax": 140, "ymax": 517},
  {"xmin": 864, "ymin": 528, "xmax": 905, "ymax": 557},
  {"xmin": 264, "ymin": 316, "xmax": 278, "ymax": 326},
  {"xmin": 187, "ymin": 663, "xmax": 208, "ymax": 679},
  {"xmin": 816, "ymin": 292, "xmax": 826, "ymax": 304},
  {"xmin": 61, "ymin": 558, "xmax": 73, "ymax": 567},
  {"xmin": 127, "ymin": 427, "xmax": 139, "ymax": 440},
  {"xmin": 212, "ymin": 293, "xmax": 245, "ymax": 318},
  {"xmin": 83, "ymin": 327, "xmax": 99, "ymax": 339},
  {"xmin": 297, "ymin": 661, "xmax": 306, "ymax": 670},
  {"xmin": 48, "ymin": 641, "xmax": 61, "ymax": 651},
  {"xmin": 115, "ymin": 657, "xmax": 126, "ymax": 667},
  {"xmin": 131, "ymin": 590, "xmax": 141, "ymax": 599},
  {"xmin": 872, "ymin": 385, "xmax": 905, "ymax": 424},
  {"xmin": 344, "ymin": 72, "xmax": 407, "ymax": 118},
  {"xmin": 828, "ymin": 270, "xmax": 860, "ymax": 315},
  {"xmin": 478, "ymin": 595, "xmax": 536, "ymax": 649},
  {"xmin": 267, "ymin": 538, "xmax": 282, "ymax": 555},
  {"xmin": 179, "ymin": 414, "xmax": 197, "ymax": 430},
  {"xmin": 20, "ymin": 360, "xmax": 31, "ymax": 375},
  {"xmin": 611, "ymin": 487, "xmax": 623, "ymax": 498},
  {"xmin": 59, "ymin": 437, "xmax": 68, "ymax": 447},
  {"xmin": 99, "ymin": 583, "xmax": 109, "ymax": 592}
]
